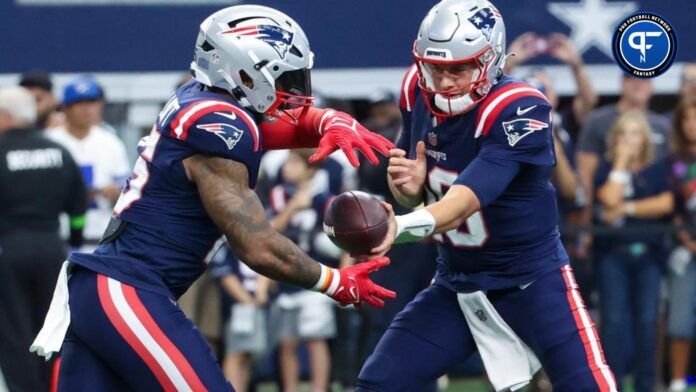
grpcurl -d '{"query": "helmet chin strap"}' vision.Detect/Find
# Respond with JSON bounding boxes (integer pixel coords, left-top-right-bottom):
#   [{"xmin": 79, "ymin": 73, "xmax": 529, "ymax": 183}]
[{"xmin": 434, "ymin": 93, "xmax": 475, "ymax": 114}]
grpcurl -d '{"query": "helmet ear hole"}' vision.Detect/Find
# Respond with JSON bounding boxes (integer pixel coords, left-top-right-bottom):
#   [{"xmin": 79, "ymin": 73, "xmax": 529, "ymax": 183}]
[
  {"xmin": 289, "ymin": 45, "xmax": 303, "ymax": 58},
  {"xmin": 200, "ymin": 40, "xmax": 215, "ymax": 52},
  {"xmin": 239, "ymin": 70, "xmax": 254, "ymax": 89}
]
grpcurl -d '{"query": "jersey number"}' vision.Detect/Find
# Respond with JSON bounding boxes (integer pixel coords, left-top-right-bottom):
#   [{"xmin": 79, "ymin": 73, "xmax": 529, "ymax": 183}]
[
  {"xmin": 425, "ymin": 166, "xmax": 488, "ymax": 248},
  {"xmin": 113, "ymin": 126, "xmax": 160, "ymax": 215}
]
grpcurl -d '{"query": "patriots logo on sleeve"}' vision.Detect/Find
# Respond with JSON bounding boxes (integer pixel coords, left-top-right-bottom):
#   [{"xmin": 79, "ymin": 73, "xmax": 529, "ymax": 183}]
[
  {"xmin": 501, "ymin": 118, "xmax": 549, "ymax": 147},
  {"xmin": 196, "ymin": 123, "xmax": 244, "ymax": 150},
  {"xmin": 221, "ymin": 24, "xmax": 294, "ymax": 58}
]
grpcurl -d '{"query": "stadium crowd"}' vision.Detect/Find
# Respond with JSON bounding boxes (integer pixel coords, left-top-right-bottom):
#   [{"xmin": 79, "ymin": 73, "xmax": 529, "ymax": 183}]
[{"xmin": 1, "ymin": 31, "xmax": 696, "ymax": 392}]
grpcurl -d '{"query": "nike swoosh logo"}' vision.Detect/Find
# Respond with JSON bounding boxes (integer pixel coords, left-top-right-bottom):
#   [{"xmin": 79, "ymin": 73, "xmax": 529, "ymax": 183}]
[
  {"xmin": 516, "ymin": 105, "xmax": 537, "ymax": 116},
  {"xmin": 215, "ymin": 111, "xmax": 237, "ymax": 121},
  {"xmin": 349, "ymin": 286, "xmax": 358, "ymax": 300},
  {"xmin": 348, "ymin": 277, "xmax": 359, "ymax": 301}
]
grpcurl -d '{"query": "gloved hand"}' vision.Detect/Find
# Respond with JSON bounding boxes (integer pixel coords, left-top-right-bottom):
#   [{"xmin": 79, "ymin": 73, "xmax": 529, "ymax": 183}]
[
  {"xmin": 316, "ymin": 257, "xmax": 396, "ymax": 307},
  {"xmin": 309, "ymin": 111, "xmax": 395, "ymax": 167}
]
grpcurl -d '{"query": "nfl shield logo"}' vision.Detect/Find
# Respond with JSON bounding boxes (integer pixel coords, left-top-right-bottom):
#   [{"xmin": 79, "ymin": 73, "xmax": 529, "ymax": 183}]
[{"xmin": 428, "ymin": 131, "xmax": 438, "ymax": 146}]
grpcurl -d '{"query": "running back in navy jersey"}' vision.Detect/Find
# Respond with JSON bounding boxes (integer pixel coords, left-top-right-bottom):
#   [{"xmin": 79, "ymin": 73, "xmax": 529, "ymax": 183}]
[
  {"xmin": 399, "ymin": 66, "xmax": 568, "ymax": 292},
  {"xmin": 69, "ymin": 81, "xmax": 263, "ymax": 298}
]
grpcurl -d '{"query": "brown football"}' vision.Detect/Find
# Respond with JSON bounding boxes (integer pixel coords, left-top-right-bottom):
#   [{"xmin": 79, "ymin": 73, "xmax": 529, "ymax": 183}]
[{"xmin": 323, "ymin": 191, "xmax": 389, "ymax": 255}]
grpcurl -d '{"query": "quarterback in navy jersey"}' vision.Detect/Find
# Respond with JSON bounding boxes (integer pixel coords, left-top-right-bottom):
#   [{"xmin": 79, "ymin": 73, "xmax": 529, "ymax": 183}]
[
  {"xmin": 32, "ymin": 5, "xmax": 395, "ymax": 391},
  {"xmin": 356, "ymin": 1, "xmax": 616, "ymax": 391}
]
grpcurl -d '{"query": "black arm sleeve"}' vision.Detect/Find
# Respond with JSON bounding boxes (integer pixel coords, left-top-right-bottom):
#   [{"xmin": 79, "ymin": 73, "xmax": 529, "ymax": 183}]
[{"xmin": 63, "ymin": 150, "xmax": 88, "ymax": 248}]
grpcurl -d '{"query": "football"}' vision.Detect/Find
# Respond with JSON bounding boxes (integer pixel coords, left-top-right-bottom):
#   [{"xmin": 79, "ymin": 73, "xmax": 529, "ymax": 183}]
[{"xmin": 323, "ymin": 191, "xmax": 389, "ymax": 255}]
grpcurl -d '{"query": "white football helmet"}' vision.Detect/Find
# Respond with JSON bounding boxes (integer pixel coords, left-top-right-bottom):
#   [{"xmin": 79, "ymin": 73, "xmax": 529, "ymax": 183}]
[
  {"xmin": 414, "ymin": 0, "xmax": 507, "ymax": 117},
  {"xmin": 190, "ymin": 5, "xmax": 314, "ymax": 122}
]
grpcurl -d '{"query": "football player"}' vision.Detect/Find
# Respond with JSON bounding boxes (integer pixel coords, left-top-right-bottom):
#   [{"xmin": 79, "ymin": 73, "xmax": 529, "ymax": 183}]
[
  {"xmin": 357, "ymin": 1, "xmax": 616, "ymax": 391},
  {"xmin": 32, "ymin": 5, "xmax": 395, "ymax": 391}
]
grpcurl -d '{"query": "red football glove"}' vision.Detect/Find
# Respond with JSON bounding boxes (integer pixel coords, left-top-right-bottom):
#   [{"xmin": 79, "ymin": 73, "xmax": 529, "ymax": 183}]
[
  {"xmin": 309, "ymin": 111, "xmax": 395, "ymax": 167},
  {"xmin": 314, "ymin": 257, "xmax": 396, "ymax": 307}
]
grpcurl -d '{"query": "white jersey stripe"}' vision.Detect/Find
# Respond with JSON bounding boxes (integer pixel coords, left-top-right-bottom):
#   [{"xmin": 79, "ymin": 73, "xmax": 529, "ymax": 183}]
[
  {"xmin": 173, "ymin": 100, "xmax": 260, "ymax": 149},
  {"xmin": 229, "ymin": 105, "xmax": 260, "ymax": 149},
  {"xmin": 173, "ymin": 100, "xmax": 221, "ymax": 139},
  {"xmin": 562, "ymin": 266, "xmax": 617, "ymax": 391},
  {"xmin": 402, "ymin": 66, "xmax": 418, "ymax": 112},
  {"xmin": 474, "ymin": 87, "xmax": 543, "ymax": 138},
  {"xmin": 107, "ymin": 278, "xmax": 193, "ymax": 392}
]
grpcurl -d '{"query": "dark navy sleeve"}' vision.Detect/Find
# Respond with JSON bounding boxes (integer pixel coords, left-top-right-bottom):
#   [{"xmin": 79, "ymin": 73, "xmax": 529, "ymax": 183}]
[
  {"xmin": 397, "ymin": 64, "xmax": 419, "ymax": 152},
  {"xmin": 453, "ymin": 95, "xmax": 552, "ymax": 207},
  {"xmin": 477, "ymin": 96, "xmax": 555, "ymax": 166},
  {"xmin": 395, "ymin": 111, "xmax": 412, "ymax": 152},
  {"xmin": 453, "ymin": 155, "xmax": 520, "ymax": 207}
]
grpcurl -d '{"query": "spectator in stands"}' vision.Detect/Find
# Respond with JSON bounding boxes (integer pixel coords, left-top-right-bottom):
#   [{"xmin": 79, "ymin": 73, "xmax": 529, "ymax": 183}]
[
  {"xmin": 577, "ymin": 75, "xmax": 671, "ymax": 259},
  {"xmin": 19, "ymin": 72, "xmax": 64, "ymax": 130},
  {"xmin": 0, "ymin": 87, "xmax": 86, "ymax": 392},
  {"xmin": 679, "ymin": 63, "xmax": 696, "ymax": 101},
  {"xmin": 594, "ymin": 111, "xmax": 674, "ymax": 392},
  {"xmin": 211, "ymin": 247, "xmax": 270, "ymax": 392},
  {"xmin": 47, "ymin": 76, "xmax": 130, "ymax": 249},
  {"xmin": 506, "ymin": 32, "xmax": 598, "ymax": 135},
  {"xmin": 578, "ymin": 76, "xmax": 671, "ymax": 197},
  {"xmin": 666, "ymin": 96, "xmax": 696, "ymax": 392},
  {"xmin": 269, "ymin": 150, "xmax": 339, "ymax": 392},
  {"xmin": 357, "ymin": 90, "xmax": 402, "ymax": 196}
]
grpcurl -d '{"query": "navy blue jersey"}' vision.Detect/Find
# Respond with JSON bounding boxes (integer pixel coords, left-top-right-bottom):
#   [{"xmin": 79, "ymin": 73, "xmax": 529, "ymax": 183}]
[
  {"xmin": 69, "ymin": 81, "xmax": 262, "ymax": 298},
  {"xmin": 399, "ymin": 66, "xmax": 568, "ymax": 292}
]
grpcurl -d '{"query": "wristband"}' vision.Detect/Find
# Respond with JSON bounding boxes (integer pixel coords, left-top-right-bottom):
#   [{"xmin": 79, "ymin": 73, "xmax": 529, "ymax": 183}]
[
  {"xmin": 625, "ymin": 201, "xmax": 636, "ymax": 216},
  {"xmin": 69, "ymin": 214, "xmax": 86, "ymax": 229},
  {"xmin": 609, "ymin": 170, "xmax": 630, "ymax": 184},
  {"xmin": 311, "ymin": 263, "xmax": 340, "ymax": 295},
  {"xmin": 395, "ymin": 209, "xmax": 436, "ymax": 244}
]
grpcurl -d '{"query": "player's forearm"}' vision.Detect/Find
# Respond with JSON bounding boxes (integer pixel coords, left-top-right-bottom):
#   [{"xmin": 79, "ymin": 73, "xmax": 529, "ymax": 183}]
[
  {"xmin": 246, "ymin": 232, "xmax": 322, "ymax": 289},
  {"xmin": 188, "ymin": 155, "xmax": 322, "ymax": 289},
  {"xmin": 426, "ymin": 185, "xmax": 481, "ymax": 233},
  {"xmin": 393, "ymin": 185, "xmax": 480, "ymax": 243}
]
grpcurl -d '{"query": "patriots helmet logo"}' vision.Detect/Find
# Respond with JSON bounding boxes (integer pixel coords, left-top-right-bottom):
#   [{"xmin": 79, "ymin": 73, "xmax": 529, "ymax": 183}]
[
  {"xmin": 428, "ymin": 131, "xmax": 438, "ymax": 146},
  {"xmin": 501, "ymin": 118, "xmax": 549, "ymax": 147},
  {"xmin": 467, "ymin": 7, "xmax": 501, "ymax": 41},
  {"xmin": 196, "ymin": 123, "xmax": 244, "ymax": 150},
  {"xmin": 221, "ymin": 24, "xmax": 294, "ymax": 58}
]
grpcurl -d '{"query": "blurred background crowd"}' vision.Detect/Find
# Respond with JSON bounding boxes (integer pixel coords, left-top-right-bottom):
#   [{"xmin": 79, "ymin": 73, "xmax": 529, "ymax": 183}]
[{"xmin": 1, "ymin": 1, "xmax": 696, "ymax": 391}]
